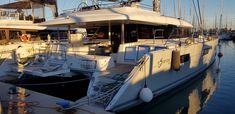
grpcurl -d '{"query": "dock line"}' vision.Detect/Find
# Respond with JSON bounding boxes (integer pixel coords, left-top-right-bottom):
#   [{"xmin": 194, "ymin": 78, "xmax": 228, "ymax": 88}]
[{"xmin": 14, "ymin": 78, "xmax": 90, "ymax": 86}]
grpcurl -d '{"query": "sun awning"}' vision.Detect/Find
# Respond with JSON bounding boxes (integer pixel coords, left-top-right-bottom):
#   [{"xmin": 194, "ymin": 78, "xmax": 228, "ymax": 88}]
[
  {"xmin": 30, "ymin": 0, "xmax": 57, "ymax": 5},
  {"xmin": 39, "ymin": 7, "xmax": 193, "ymax": 28},
  {"xmin": 0, "ymin": 1, "xmax": 32, "ymax": 9},
  {"xmin": 0, "ymin": 0, "xmax": 57, "ymax": 9}
]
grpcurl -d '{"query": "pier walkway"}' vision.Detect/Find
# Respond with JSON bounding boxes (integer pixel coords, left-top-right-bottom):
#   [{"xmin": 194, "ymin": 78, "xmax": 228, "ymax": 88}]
[{"xmin": 0, "ymin": 82, "xmax": 113, "ymax": 114}]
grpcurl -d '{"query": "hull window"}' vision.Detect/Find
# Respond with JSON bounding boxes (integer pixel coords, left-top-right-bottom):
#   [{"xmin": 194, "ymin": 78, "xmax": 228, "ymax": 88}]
[
  {"xmin": 180, "ymin": 54, "xmax": 190, "ymax": 63},
  {"xmin": 203, "ymin": 49, "xmax": 210, "ymax": 55},
  {"xmin": 202, "ymin": 46, "xmax": 212, "ymax": 56}
]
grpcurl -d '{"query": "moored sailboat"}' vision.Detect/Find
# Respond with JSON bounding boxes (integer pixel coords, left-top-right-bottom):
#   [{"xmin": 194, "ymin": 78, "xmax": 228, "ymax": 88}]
[{"xmin": 37, "ymin": 0, "xmax": 218, "ymax": 112}]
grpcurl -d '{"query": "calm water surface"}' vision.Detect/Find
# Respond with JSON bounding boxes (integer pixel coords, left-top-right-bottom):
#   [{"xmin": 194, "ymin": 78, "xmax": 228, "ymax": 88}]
[
  {"xmin": 121, "ymin": 41, "xmax": 235, "ymax": 114},
  {"xmin": 200, "ymin": 41, "xmax": 235, "ymax": 114}
]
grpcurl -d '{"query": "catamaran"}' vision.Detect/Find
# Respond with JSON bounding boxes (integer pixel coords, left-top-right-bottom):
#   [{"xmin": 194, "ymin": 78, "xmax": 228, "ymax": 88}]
[{"xmin": 40, "ymin": 0, "xmax": 218, "ymax": 112}]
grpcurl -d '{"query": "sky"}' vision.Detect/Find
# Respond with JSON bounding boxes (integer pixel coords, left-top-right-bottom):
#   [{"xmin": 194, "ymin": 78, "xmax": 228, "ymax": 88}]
[{"xmin": 1, "ymin": 0, "xmax": 235, "ymax": 29}]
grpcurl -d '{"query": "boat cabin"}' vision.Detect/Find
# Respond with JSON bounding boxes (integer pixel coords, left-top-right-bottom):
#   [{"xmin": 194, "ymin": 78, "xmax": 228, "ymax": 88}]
[
  {"xmin": 40, "ymin": 1, "xmax": 193, "ymax": 67},
  {"xmin": 0, "ymin": 0, "xmax": 59, "ymax": 43},
  {"xmin": 0, "ymin": 0, "xmax": 58, "ymax": 22},
  {"xmin": 85, "ymin": 24, "xmax": 191, "ymax": 53}
]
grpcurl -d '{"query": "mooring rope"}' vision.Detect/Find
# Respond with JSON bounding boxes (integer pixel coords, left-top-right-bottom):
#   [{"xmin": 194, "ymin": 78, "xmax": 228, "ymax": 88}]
[{"xmin": 15, "ymin": 78, "xmax": 90, "ymax": 86}]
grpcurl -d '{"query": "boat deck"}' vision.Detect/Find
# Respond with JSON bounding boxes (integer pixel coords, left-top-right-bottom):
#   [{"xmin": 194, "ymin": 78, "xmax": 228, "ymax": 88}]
[
  {"xmin": 107, "ymin": 64, "xmax": 134, "ymax": 74},
  {"xmin": 97, "ymin": 64, "xmax": 134, "ymax": 82},
  {"xmin": 0, "ymin": 82, "xmax": 114, "ymax": 114}
]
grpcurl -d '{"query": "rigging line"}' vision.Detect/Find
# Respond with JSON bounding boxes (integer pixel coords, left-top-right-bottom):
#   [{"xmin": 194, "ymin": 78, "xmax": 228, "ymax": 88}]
[
  {"xmin": 196, "ymin": 0, "xmax": 203, "ymax": 31},
  {"xmin": 191, "ymin": 0, "xmax": 200, "ymax": 31}
]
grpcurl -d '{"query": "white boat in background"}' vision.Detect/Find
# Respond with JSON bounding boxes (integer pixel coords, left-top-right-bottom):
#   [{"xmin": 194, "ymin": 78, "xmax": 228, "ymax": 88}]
[
  {"xmin": 20, "ymin": 42, "xmax": 71, "ymax": 77},
  {"xmin": 0, "ymin": 0, "xmax": 85, "ymax": 77},
  {"xmin": 32, "ymin": 0, "xmax": 220, "ymax": 112},
  {"xmin": 0, "ymin": 0, "xmax": 59, "ymax": 43}
]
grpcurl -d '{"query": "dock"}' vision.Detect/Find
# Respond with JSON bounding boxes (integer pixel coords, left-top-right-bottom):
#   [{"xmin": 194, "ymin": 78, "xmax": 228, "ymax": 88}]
[{"xmin": 0, "ymin": 82, "xmax": 114, "ymax": 114}]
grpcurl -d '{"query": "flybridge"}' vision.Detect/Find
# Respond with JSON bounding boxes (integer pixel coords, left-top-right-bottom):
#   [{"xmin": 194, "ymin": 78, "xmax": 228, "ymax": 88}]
[
  {"xmin": 0, "ymin": 0, "xmax": 57, "ymax": 9},
  {"xmin": 61, "ymin": 0, "xmax": 159, "ymax": 16},
  {"xmin": 0, "ymin": 0, "xmax": 58, "ymax": 22}
]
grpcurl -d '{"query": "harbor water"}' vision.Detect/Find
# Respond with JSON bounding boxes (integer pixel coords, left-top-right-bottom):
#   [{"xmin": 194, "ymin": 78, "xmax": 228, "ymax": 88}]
[{"xmin": 1, "ymin": 41, "xmax": 235, "ymax": 114}]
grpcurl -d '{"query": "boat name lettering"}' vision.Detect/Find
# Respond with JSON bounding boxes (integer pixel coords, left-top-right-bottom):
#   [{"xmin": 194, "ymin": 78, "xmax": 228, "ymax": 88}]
[{"xmin": 158, "ymin": 58, "xmax": 171, "ymax": 68}]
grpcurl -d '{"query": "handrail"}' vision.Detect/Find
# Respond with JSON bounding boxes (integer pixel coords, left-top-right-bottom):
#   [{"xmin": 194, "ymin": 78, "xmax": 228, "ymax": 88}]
[
  {"xmin": 126, "ymin": 55, "xmax": 150, "ymax": 81},
  {"xmin": 61, "ymin": 2, "xmax": 154, "ymax": 14}
]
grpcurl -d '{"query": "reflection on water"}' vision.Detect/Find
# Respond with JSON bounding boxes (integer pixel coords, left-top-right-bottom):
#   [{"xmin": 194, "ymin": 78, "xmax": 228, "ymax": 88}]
[
  {"xmin": 200, "ymin": 41, "xmax": 235, "ymax": 114},
  {"xmin": 120, "ymin": 63, "xmax": 219, "ymax": 114},
  {"xmin": 1, "ymin": 87, "xmax": 33, "ymax": 114}
]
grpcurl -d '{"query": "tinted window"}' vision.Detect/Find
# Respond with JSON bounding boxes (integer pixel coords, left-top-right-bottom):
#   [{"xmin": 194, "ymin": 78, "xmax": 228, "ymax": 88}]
[{"xmin": 180, "ymin": 54, "xmax": 190, "ymax": 63}]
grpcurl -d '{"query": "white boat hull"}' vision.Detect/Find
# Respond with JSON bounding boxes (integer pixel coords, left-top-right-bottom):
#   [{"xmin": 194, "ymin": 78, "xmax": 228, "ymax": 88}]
[{"xmin": 106, "ymin": 39, "xmax": 218, "ymax": 112}]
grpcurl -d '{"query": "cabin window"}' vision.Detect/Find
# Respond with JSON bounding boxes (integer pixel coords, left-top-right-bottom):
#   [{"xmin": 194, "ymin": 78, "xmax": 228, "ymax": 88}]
[
  {"xmin": 39, "ymin": 30, "xmax": 74, "ymax": 40},
  {"xmin": 137, "ymin": 45, "xmax": 150, "ymax": 60},
  {"xmin": 26, "ymin": 31, "xmax": 39, "ymax": 39},
  {"xmin": 0, "ymin": 30, "xmax": 5, "ymax": 40},
  {"xmin": 138, "ymin": 25, "xmax": 153, "ymax": 39},
  {"xmin": 125, "ymin": 24, "xmax": 138, "ymax": 43},
  {"xmin": 111, "ymin": 25, "xmax": 121, "ymax": 53},
  {"xmin": 172, "ymin": 28, "xmax": 191, "ymax": 38},
  {"xmin": 87, "ymin": 26, "xmax": 108, "ymax": 39},
  {"xmin": 124, "ymin": 47, "xmax": 137, "ymax": 61},
  {"xmin": 9, "ymin": 31, "xmax": 22, "ymax": 40},
  {"xmin": 153, "ymin": 29, "xmax": 164, "ymax": 39},
  {"xmin": 203, "ymin": 47, "xmax": 212, "ymax": 56},
  {"xmin": 180, "ymin": 54, "xmax": 190, "ymax": 63},
  {"xmin": 203, "ymin": 49, "xmax": 210, "ymax": 55}
]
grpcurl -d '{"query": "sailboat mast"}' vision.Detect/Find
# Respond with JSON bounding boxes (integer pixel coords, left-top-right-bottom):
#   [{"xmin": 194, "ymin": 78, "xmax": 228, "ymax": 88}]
[
  {"xmin": 173, "ymin": 0, "xmax": 176, "ymax": 17},
  {"xmin": 55, "ymin": 0, "xmax": 59, "ymax": 17},
  {"xmin": 219, "ymin": 0, "xmax": 224, "ymax": 32},
  {"xmin": 178, "ymin": 0, "xmax": 181, "ymax": 18},
  {"xmin": 215, "ymin": 15, "xmax": 217, "ymax": 29}
]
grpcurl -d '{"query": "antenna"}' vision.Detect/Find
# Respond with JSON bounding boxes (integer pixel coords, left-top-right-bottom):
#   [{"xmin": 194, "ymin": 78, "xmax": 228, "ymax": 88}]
[{"xmin": 178, "ymin": 0, "xmax": 181, "ymax": 18}]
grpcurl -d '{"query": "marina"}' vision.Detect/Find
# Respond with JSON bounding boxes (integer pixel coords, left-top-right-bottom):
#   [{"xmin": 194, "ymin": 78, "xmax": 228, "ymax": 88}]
[
  {"xmin": 1, "ymin": 41, "xmax": 235, "ymax": 114},
  {"xmin": 0, "ymin": 0, "xmax": 235, "ymax": 114}
]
